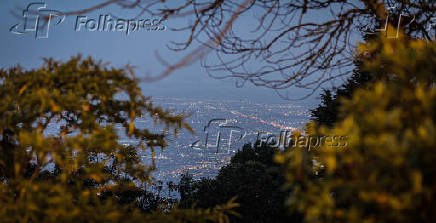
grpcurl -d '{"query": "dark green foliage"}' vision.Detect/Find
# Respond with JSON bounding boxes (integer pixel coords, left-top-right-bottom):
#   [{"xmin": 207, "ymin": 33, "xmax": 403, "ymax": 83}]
[
  {"xmin": 178, "ymin": 143, "xmax": 302, "ymax": 223},
  {"xmin": 311, "ymin": 61, "xmax": 372, "ymax": 127},
  {"xmin": 99, "ymin": 182, "xmax": 176, "ymax": 213}
]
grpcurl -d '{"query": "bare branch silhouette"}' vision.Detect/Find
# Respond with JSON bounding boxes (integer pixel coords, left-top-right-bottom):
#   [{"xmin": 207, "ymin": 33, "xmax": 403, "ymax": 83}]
[{"xmin": 14, "ymin": 0, "xmax": 436, "ymax": 97}]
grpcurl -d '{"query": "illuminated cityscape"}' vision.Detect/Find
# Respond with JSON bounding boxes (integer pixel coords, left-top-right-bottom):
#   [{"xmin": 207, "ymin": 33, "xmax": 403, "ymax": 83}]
[{"xmin": 134, "ymin": 97, "xmax": 311, "ymax": 183}]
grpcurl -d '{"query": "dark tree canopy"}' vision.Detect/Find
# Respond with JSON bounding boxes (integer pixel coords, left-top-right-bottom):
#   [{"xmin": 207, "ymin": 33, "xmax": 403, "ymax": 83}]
[{"xmin": 178, "ymin": 143, "xmax": 302, "ymax": 223}]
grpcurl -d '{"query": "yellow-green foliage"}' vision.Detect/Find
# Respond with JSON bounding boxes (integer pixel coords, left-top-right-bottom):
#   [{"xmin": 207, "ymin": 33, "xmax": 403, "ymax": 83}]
[
  {"xmin": 0, "ymin": 56, "xmax": 237, "ymax": 222},
  {"xmin": 276, "ymin": 33, "xmax": 436, "ymax": 223}
]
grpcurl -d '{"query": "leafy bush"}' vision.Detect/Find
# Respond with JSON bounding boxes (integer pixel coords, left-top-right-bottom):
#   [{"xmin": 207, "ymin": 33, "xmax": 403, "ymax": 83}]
[{"xmin": 0, "ymin": 56, "xmax": 237, "ymax": 223}]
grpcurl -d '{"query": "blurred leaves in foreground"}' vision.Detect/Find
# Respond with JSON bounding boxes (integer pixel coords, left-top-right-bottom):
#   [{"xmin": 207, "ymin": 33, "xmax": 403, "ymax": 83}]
[{"xmin": 277, "ymin": 32, "xmax": 436, "ymax": 223}]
